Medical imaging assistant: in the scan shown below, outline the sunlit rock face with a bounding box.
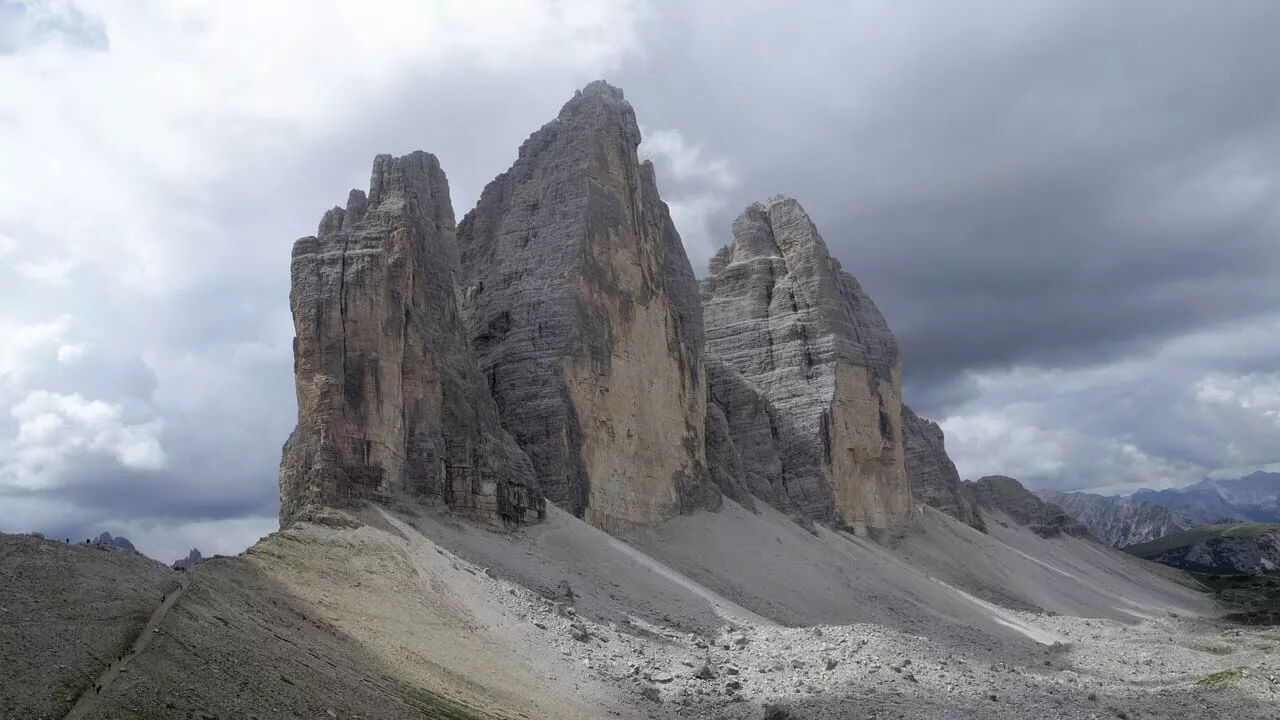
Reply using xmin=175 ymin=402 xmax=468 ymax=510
xmin=280 ymin=151 xmax=542 ymax=528
xmin=702 ymin=196 xmax=913 ymax=533
xmin=456 ymin=81 xmax=717 ymax=533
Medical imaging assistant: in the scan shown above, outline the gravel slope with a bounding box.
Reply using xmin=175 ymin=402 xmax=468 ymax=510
xmin=2 ymin=502 xmax=1277 ymax=719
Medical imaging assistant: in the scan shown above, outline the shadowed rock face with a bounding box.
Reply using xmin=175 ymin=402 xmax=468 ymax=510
xmin=901 ymin=405 xmax=986 ymax=532
xmin=968 ymin=475 xmax=1091 ymax=539
xmin=456 ymin=81 xmax=716 ymax=532
xmin=280 ymin=151 xmax=543 ymax=527
xmin=702 ymin=196 xmax=913 ymax=533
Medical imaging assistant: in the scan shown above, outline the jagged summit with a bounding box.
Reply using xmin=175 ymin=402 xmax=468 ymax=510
xmin=701 ymin=196 xmax=912 ymax=532
xmin=279 ymin=82 xmax=987 ymax=539
xmin=968 ymin=475 xmax=1091 ymax=539
xmin=457 ymin=80 xmax=714 ymax=533
xmin=280 ymin=151 xmax=542 ymax=527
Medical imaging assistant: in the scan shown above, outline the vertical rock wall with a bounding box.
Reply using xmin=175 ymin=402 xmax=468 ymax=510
xmin=279 ymin=152 xmax=542 ymax=527
xmin=702 ymin=196 xmax=913 ymax=532
xmin=901 ymin=404 xmax=986 ymax=531
xmin=456 ymin=81 xmax=716 ymax=533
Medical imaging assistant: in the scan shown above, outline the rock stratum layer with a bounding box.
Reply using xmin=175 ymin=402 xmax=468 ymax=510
xmin=456 ymin=81 xmax=715 ymax=533
xmin=901 ymin=405 xmax=986 ymax=532
xmin=280 ymin=152 xmax=542 ymax=527
xmin=279 ymin=80 xmax=978 ymax=538
xmin=701 ymin=196 xmax=913 ymax=532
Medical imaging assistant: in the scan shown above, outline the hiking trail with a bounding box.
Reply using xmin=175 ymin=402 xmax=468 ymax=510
xmin=61 ymin=574 xmax=191 ymax=720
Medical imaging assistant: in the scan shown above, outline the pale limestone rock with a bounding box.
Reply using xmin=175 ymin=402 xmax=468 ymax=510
xmin=702 ymin=196 xmax=913 ymax=531
xmin=901 ymin=404 xmax=986 ymax=531
xmin=280 ymin=152 xmax=542 ymax=527
xmin=457 ymin=81 xmax=717 ymax=532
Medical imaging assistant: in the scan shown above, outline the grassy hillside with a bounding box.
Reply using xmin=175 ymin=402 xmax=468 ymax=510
xmin=1124 ymin=523 xmax=1279 ymax=559
xmin=1190 ymin=572 xmax=1280 ymax=626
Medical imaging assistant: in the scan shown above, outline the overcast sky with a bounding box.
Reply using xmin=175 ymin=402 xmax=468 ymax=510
xmin=3 ymin=0 xmax=1278 ymax=561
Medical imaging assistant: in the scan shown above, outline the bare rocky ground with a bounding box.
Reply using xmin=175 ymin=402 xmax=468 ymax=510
xmin=3 ymin=503 xmax=1279 ymax=720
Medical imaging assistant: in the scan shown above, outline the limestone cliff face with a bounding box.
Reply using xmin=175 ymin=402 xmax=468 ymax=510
xmin=280 ymin=152 xmax=543 ymax=527
xmin=901 ymin=405 xmax=986 ymax=532
xmin=702 ymin=196 xmax=913 ymax=532
xmin=456 ymin=81 xmax=716 ymax=533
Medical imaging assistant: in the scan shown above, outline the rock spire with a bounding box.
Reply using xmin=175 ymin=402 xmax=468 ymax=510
xmin=279 ymin=151 xmax=542 ymax=527
xmin=701 ymin=196 xmax=914 ymax=533
xmin=456 ymin=81 xmax=717 ymax=532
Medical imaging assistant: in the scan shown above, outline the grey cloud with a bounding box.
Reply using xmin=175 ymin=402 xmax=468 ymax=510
xmin=616 ymin=0 xmax=1280 ymax=415
xmin=8 ymin=0 xmax=1280 ymax=558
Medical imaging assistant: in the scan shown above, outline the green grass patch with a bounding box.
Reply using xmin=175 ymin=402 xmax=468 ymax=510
xmin=1125 ymin=523 xmax=1279 ymax=559
xmin=1186 ymin=643 xmax=1235 ymax=655
xmin=1194 ymin=667 xmax=1247 ymax=685
xmin=1186 ymin=572 xmax=1280 ymax=626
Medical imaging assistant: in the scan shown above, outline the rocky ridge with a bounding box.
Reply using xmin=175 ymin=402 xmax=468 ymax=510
xmin=1038 ymin=489 xmax=1198 ymax=548
xmin=902 ymin=405 xmax=986 ymax=532
xmin=1134 ymin=473 xmax=1280 ymax=524
xmin=1127 ymin=523 xmax=1280 ymax=575
xmin=701 ymin=196 xmax=913 ymax=533
xmin=967 ymin=476 xmax=1091 ymax=539
xmin=92 ymin=532 xmax=137 ymax=553
xmin=172 ymin=548 xmax=203 ymax=569
xmin=279 ymin=151 xmax=542 ymax=527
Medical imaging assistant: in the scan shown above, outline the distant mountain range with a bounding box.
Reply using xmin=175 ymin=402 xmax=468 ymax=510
xmin=1037 ymin=471 xmax=1280 ymax=549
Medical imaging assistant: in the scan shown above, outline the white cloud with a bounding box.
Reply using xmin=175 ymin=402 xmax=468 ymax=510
xmin=938 ymin=313 xmax=1280 ymax=494
xmin=0 ymin=0 xmax=651 ymax=559
xmin=2 ymin=389 xmax=165 ymax=490
xmin=102 ymin=515 xmax=279 ymax=563
xmin=639 ymin=126 xmax=739 ymax=270
xmin=0 ymin=315 xmax=77 ymax=385
xmin=16 ymin=257 xmax=74 ymax=284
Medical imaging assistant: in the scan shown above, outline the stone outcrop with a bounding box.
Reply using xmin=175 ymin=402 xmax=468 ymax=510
xmin=456 ymin=81 xmax=716 ymax=533
xmin=173 ymin=548 xmax=203 ymax=569
xmin=280 ymin=152 xmax=542 ymax=527
xmin=901 ymin=405 xmax=986 ymax=532
xmin=1038 ymin=489 xmax=1200 ymax=548
xmin=701 ymin=196 xmax=913 ymax=533
xmin=967 ymin=476 xmax=1091 ymax=539
xmin=92 ymin=532 xmax=137 ymax=553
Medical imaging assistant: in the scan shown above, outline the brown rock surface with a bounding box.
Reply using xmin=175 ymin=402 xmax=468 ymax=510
xmin=280 ymin=151 xmax=542 ymax=527
xmin=456 ymin=81 xmax=716 ymax=532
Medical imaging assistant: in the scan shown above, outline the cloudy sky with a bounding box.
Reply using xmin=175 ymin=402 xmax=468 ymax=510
xmin=3 ymin=0 xmax=1278 ymax=561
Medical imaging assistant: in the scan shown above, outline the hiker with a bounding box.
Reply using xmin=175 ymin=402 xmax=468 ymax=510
xmin=95 ymin=685 xmax=100 ymax=694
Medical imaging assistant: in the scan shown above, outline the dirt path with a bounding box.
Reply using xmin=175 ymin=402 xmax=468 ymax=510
xmin=61 ymin=575 xmax=191 ymax=720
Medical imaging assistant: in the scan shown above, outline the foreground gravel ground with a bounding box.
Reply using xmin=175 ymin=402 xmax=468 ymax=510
xmin=3 ymin=505 xmax=1278 ymax=720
